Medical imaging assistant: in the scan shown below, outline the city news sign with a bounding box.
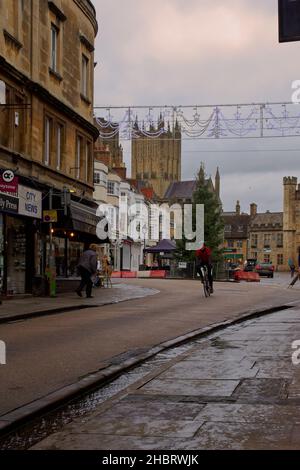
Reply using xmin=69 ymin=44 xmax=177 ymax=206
xmin=18 ymin=185 xmax=42 ymax=219
xmin=279 ymin=0 xmax=300 ymax=42
xmin=0 ymin=169 xmax=18 ymax=194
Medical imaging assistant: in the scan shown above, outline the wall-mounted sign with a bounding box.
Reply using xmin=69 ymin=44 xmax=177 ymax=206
xmin=0 ymin=192 xmax=19 ymax=213
xmin=178 ymin=262 xmax=187 ymax=269
xmin=43 ymin=210 xmax=58 ymax=223
xmin=18 ymin=185 xmax=42 ymax=219
xmin=0 ymin=169 xmax=18 ymax=194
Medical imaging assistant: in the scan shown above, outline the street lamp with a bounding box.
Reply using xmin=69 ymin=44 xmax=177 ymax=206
xmin=142 ymin=224 xmax=147 ymax=265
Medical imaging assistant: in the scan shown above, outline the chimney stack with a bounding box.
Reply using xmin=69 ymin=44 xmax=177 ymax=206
xmin=250 ymin=203 xmax=257 ymax=217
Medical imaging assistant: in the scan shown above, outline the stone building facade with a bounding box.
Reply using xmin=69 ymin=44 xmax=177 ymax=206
xmin=222 ymin=201 xmax=285 ymax=271
xmin=223 ymin=201 xmax=251 ymax=265
xmin=283 ymin=176 xmax=300 ymax=268
xmin=0 ymin=0 xmax=99 ymax=295
xmin=132 ymin=119 xmax=182 ymax=199
xmin=248 ymin=208 xmax=284 ymax=270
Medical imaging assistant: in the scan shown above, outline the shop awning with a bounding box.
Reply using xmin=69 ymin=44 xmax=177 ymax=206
xmin=145 ymin=239 xmax=177 ymax=253
xmin=70 ymin=201 xmax=101 ymax=236
xmin=223 ymin=253 xmax=244 ymax=260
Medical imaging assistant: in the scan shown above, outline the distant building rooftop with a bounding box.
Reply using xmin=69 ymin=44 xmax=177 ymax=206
xmin=164 ymin=181 xmax=198 ymax=200
xmin=250 ymin=212 xmax=283 ymax=228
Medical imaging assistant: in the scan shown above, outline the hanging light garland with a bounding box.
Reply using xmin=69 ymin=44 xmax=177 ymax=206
xmin=94 ymin=102 xmax=300 ymax=140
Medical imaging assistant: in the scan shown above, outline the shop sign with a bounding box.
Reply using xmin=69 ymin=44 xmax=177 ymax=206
xmin=0 ymin=192 xmax=19 ymax=213
xmin=18 ymin=185 xmax=42 ymax=219
xmin=178 ymin=262 xmax=187 ymax=269
xmin=0 ymin=169 xmax=18 ymax=194
xmin=43 ymin=210 xmax=58 ymax=223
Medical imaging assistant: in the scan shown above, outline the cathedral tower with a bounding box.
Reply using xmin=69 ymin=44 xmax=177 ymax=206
xmin=131 ymin=119 xmax=182 ymax=199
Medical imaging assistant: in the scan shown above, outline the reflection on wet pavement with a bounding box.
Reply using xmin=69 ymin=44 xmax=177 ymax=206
xmin=4 ymin=306 xmax=300 ymax=450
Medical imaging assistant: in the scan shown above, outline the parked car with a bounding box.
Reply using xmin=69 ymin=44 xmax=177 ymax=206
xmin=255 ymin=262 xmax=275 ymax=278
xmin=244 ymin=259 xmax=257 ymax=272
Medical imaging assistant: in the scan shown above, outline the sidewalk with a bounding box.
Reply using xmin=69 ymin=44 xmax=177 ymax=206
xmin=32 ymin=305 xmax=300 ymax=450
xmin=0 ymin=282 xmax=159 ymax=323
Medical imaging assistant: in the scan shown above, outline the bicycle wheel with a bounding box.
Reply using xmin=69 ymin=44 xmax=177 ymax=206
xmin=203 ymin=275 xmax=210 ymax=297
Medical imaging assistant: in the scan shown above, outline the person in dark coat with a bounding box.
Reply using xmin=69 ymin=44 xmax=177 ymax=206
xmin=76 ymin=244 xmax=98 ymax=298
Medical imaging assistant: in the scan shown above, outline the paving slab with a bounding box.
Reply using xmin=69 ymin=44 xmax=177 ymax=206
xmin=194 ymin=403 xmax=300 ymax=424
xmin=138 ymin=378 xmax=240 ymax=397
xmin=157 ymin=359 xmax=258 ymax=380
xmin=180 ymin=421 xmax=296 ymax=450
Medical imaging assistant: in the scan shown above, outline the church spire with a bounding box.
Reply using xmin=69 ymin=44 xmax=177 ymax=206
xmin=133 ymin=115 xmax=139 ymax=130
xmin=158 ymin=112 xmax=165 ymax=130
xmin=198 ymin=163 xmax=205 ymax=185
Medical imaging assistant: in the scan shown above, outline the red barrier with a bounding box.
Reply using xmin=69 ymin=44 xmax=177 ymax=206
xmin=111 ymin=271 xmax=122 ymax=278
xmin=234 ymin=271 xmax=260 ymax=282
xmin=121 ymin=271 xmax=137 ymax=279
xmin=150 ymin=270 xmax=167 ymax=279
xmin=247 ymin=272 xmax=260 ymax=282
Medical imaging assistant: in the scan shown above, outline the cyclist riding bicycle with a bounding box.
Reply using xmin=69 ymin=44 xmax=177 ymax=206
xmin=196 ymin=243 xmax=214 ymax=294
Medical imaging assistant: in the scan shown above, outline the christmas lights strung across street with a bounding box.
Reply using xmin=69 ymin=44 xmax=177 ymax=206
xmin=94 ymin=102 xmax=300 ymax=141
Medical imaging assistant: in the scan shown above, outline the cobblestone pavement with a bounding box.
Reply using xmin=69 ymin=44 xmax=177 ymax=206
xmin=32 ymin=306 xmax=300 ymax=450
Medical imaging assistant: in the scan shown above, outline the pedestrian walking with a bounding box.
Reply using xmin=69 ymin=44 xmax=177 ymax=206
xmin=289 ymin=268 xmax=300 ymax=287
xmin=288 ymin=258 xmax=296 ymax=278
xmin=76 ymin=244 xmax=98 ymax=298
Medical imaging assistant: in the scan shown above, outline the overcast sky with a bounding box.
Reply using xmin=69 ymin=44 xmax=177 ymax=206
xmin=94 ymin=0 xmax=300 ymax=212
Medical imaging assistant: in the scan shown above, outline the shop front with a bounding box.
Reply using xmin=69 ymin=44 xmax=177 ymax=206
xmin=0 ymin=186 xmax=42 ymax=296
xmin=43 ymin=199 xmax=106 ymax=293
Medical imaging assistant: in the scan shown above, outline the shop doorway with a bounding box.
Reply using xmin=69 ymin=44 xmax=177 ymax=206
xmin=0 ymin=214 xmax=4 ymax=293
xmin=6 ymin=216 xmax=27 ymax=295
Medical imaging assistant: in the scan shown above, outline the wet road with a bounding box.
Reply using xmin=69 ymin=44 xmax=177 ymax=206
xmin=0 ymin=279 xmax=299 ymax=418
xmin=30 ymin=305 xmax=300 ymax=450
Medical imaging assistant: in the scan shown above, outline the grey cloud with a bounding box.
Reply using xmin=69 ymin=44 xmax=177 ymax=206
xmin=94 ymin=0 xmax=300 ymax=211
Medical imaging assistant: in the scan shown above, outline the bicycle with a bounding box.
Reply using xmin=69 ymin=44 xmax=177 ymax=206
xmin=200 ymin=265 xmax=211 ymax=297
